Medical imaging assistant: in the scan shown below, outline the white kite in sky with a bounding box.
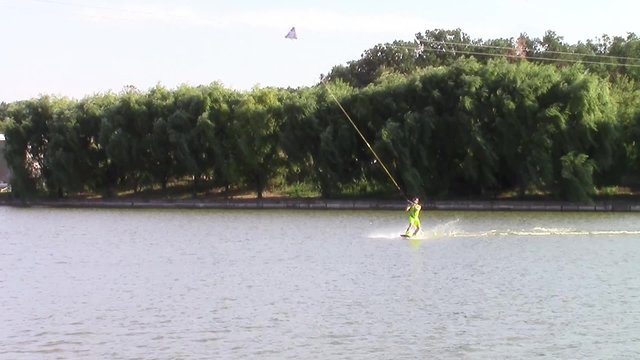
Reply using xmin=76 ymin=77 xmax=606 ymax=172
xmin=285 ymin=27 xmax=297 ymax=39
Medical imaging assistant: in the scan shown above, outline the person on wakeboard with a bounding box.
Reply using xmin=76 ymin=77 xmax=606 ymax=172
xmin=404 ymin=197 xmax=422 ymax=237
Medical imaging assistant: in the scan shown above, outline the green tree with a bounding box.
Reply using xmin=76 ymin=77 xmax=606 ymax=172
xmin=547 ymin=65 xmax=618 ymax=197
xmin=3 ymin=104 xmax=39 ymax=197
xmin=559 ymin=152 xmax=596 ymax=202
xmin=166 ymin=85 xmax=210 ymax=192
xmin=44 ymin=97 xmax=85 ymax=197
xmin=326 ymin=40 xmax=418 ymax=88
xmin=204 ymin=83 xmax=242 ymax=194
xmin=100 ymin=87 xmax=152 ymax=194
xmin=74 ymin=93 xmax=117 ymax=195
xmin=145 ymin=85 xmax=176 ymax=191
xmin=233 ymin=88 xmax=285 ymax=198
xmin=278 ymin=88 xmax=321 ymax=187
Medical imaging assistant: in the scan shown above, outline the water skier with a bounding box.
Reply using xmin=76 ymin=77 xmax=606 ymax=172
xmin=404 ymin=197 xmax=422 ymax=237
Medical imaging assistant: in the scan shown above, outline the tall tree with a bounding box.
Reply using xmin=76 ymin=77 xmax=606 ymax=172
xmin=233 ymin=88 xmax=285 ymax=198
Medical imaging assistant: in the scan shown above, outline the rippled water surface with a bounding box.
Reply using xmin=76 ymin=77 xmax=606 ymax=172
xmin=1 ymin=207 xmax=640 ymax=359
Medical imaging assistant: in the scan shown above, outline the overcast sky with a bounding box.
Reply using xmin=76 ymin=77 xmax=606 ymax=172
xmin=1 ymin=0 xmax=638 ymax=102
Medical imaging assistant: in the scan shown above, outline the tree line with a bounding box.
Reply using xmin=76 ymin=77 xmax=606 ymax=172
xmin=1 ymin=29 xmax=639 ymax=202
xmin=327 ymin=29 xmax=640 ymax=88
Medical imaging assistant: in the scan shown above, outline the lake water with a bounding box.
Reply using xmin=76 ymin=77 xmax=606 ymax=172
xmin=1 ymin=207 xmax=640 ymax=359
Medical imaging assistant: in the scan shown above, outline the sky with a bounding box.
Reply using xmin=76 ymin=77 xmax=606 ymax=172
xmin=0 ymin=0 xmax=638 ymax=103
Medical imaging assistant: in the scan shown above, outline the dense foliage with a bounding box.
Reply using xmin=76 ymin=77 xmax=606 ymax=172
xmin=1 ymin=29 xmax=639 ymax=202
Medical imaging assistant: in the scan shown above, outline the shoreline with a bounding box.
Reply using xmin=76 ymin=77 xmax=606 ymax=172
xmin=2 ymin=198 xmax=640 ymax=211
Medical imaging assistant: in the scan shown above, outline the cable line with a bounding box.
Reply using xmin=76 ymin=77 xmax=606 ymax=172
xmin=417 ymin=39 xmax=640 ymax=63
xmin=413 ymin=47 xmax=640 ymax=68
xmin=320 ymin=79 xmax=409 ymax=201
